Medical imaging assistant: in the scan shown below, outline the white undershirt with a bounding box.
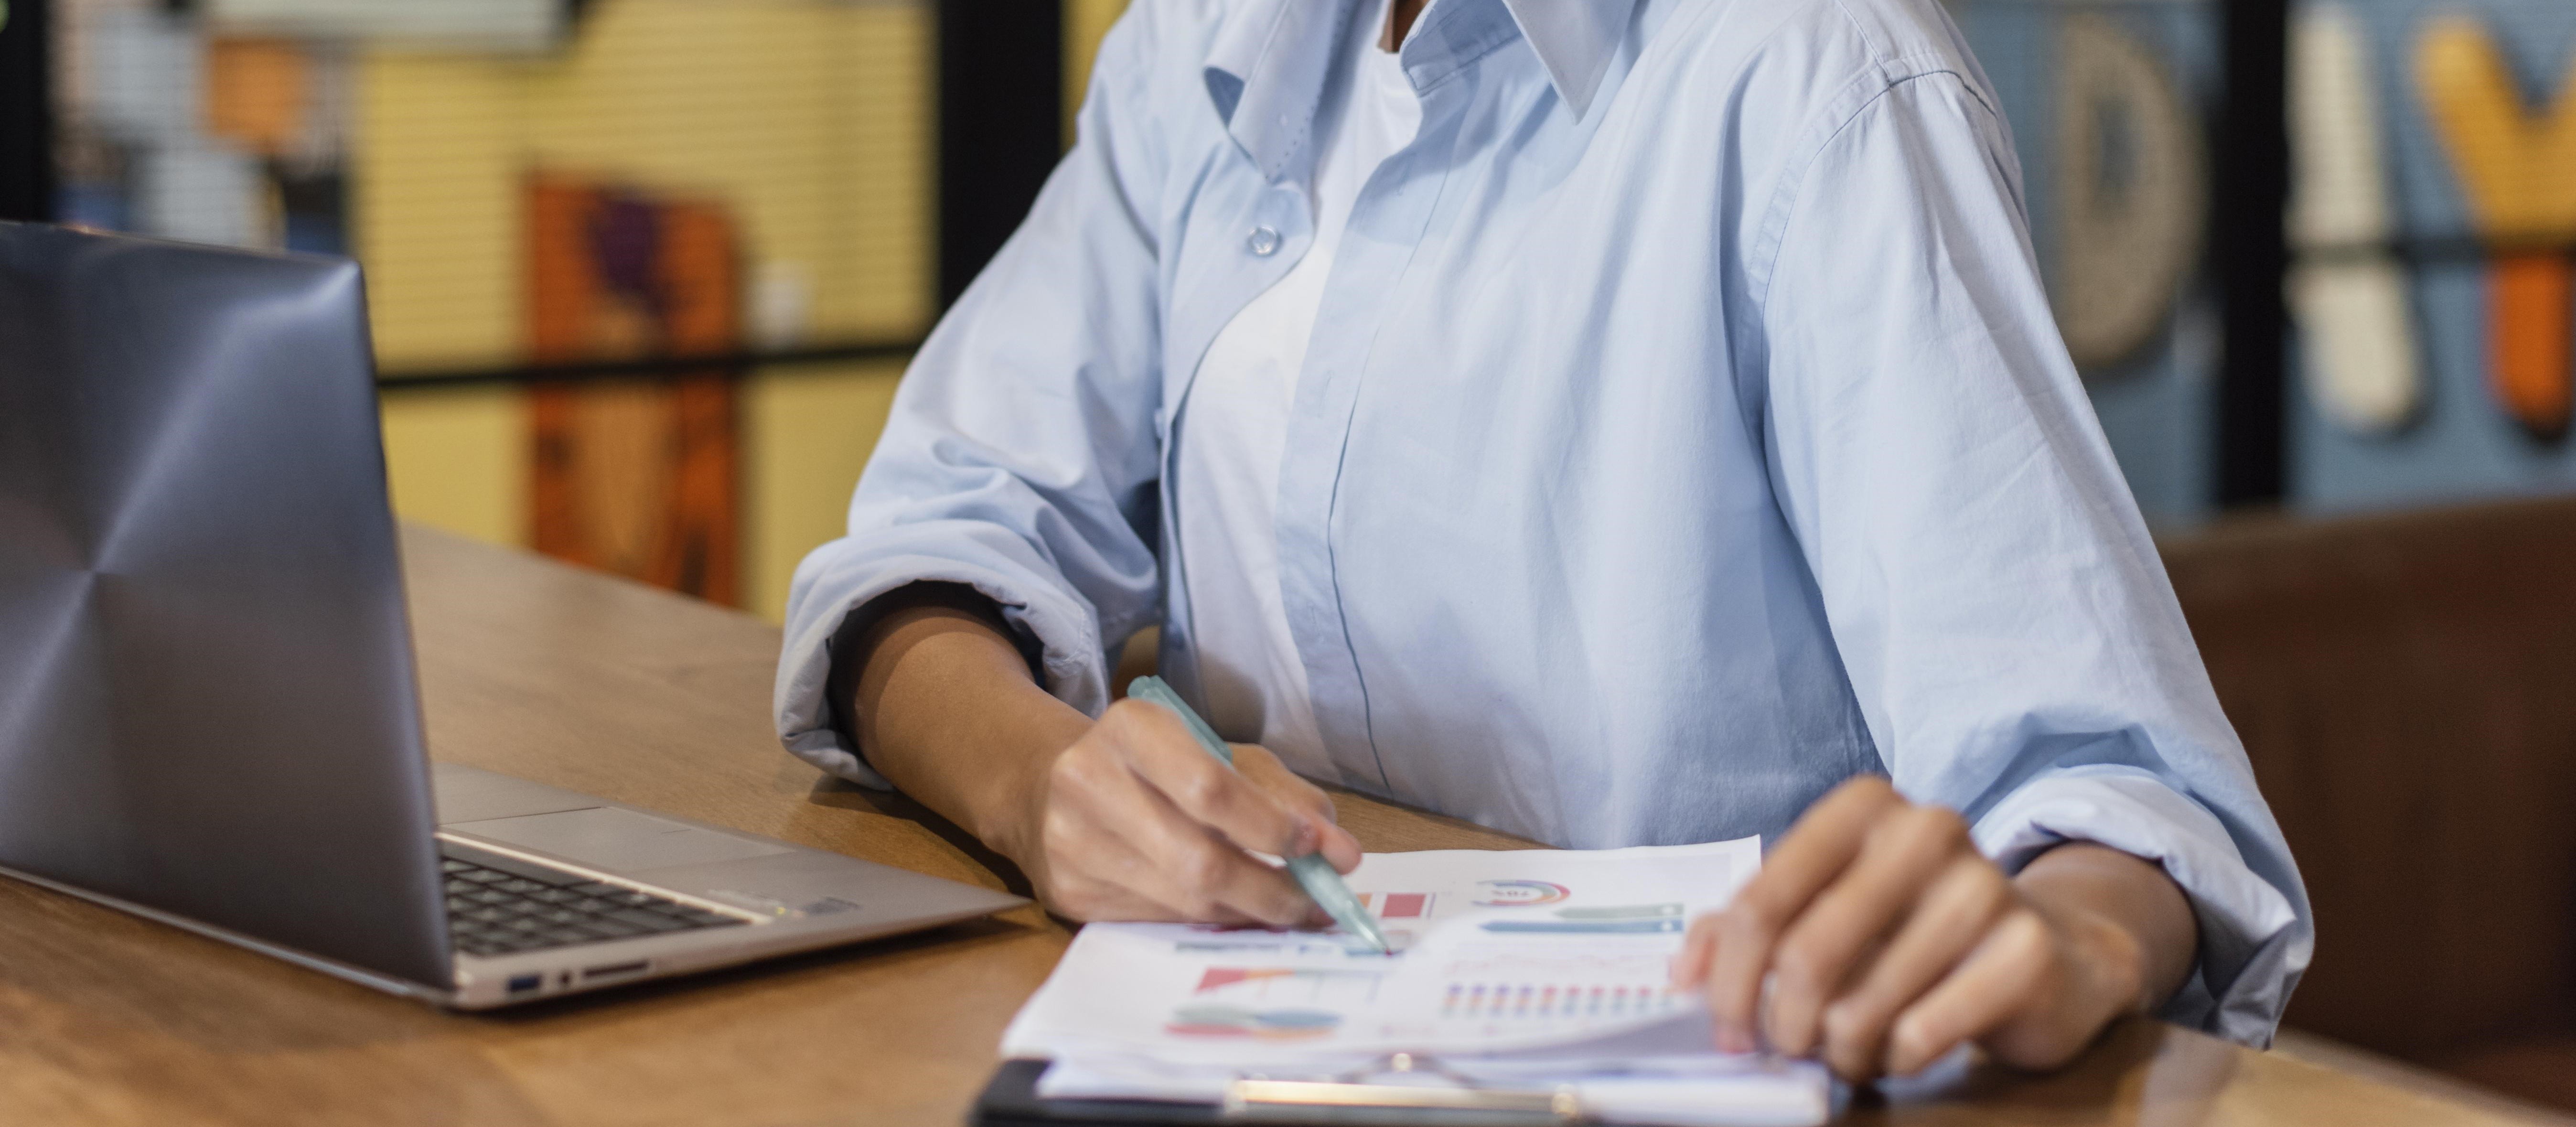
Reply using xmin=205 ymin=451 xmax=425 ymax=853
xmin=1175 ymin=2 xmax=1421 ymax=778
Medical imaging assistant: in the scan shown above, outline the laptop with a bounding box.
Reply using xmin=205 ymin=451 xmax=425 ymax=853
xmin=0 ymin=222 xmax=1024 ymax=1008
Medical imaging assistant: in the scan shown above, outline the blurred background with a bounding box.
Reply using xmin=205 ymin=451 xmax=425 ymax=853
xmin=4 ymin=0 xmax=2576 ymax=1115
xmin=5 ymin=0 xmax=2576 ymax=615
xmin=0 ymin=0 xmax=1127 ymax=618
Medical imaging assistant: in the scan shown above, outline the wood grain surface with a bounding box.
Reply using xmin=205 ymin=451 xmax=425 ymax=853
xmin=0 ymin=527 xmax=2544 ymax=1126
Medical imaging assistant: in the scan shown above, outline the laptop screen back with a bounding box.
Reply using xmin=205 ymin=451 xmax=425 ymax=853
xmin=0 ymin=224 xmax=451 ymax=988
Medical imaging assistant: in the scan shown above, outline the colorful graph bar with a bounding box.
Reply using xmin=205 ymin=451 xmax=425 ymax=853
xmin=1358 ymin=892 xmax=1435 ymax=919
xmin=1439 ymin=981 xmax=1688 ymax=1020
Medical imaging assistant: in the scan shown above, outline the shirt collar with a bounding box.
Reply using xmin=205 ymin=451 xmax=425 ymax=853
xmin=1498 ymin=0 xmax=1636 ymax=119
xmin=1205 ymin=0 xmax=1638 ymax=181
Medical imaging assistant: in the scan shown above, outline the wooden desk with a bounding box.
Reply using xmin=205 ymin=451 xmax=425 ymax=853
xmin=0 ymin=528 xmax=2549 ymax=1126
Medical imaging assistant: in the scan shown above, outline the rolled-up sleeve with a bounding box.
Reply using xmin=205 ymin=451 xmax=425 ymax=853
xmin=776 ymin=5 xmax=1173 ymax=787
xmin=1753 ymin=71 xmax=2313 ymax=1044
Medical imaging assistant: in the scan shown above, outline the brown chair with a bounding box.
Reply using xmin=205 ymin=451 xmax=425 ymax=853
xmin=2163 ymin=496 xmax=2576 ymax=1111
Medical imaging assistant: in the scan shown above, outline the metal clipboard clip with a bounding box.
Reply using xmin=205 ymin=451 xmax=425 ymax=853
xmin=1221 ymin=1052 xmax=1586 ymax=1125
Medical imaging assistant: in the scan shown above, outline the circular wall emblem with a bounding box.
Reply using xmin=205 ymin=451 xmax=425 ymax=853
xmin=1471 ymin=880 xmax=1570 ymax=907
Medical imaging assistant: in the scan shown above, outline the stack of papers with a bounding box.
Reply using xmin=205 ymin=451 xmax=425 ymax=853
xmin=1001 ymin=839 xmax=1832 ymax=1126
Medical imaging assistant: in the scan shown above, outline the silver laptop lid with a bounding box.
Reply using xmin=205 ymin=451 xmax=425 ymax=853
xmin=0 ymin=223 xmax=452 ymax=987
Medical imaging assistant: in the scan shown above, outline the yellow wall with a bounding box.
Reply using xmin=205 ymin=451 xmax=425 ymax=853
xmin=379 ymin=386 xmax=526 ymax=546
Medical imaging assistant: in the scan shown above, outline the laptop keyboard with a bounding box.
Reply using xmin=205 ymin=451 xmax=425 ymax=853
xmin=439 ymin=843 xmax=748 ymax=958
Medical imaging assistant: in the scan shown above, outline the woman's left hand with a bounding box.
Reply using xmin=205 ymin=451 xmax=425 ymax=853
xmin=1670 ymin=776 xmax=2196 ymax=1081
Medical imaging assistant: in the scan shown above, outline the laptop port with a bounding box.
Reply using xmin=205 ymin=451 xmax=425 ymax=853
xmin=583 ymin=960 xmax=650 ymax=981
xmin=505 ymin=973 xmax=543 ymax=995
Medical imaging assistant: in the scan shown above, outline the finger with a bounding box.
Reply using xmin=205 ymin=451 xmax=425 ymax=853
xmin=1234 ymin=745 xmax=1364 ymax=872
xmin=1041 ymin=805 xmax=1263 ymax=925
xmin=1106 ymin=701 xmax=1323 ymax=860
xmin=1764 ymin=804 xmax=1976 ymax=1057
xmin=1673 ymin=912 xmax=1725 ymax=987
xmin=1103 ymin=765 xmax=1320 ymax=927
xmin=1702 ymin=776 xmax=1902 ymax=1052
xmin=1885 ymin=908 xmax=2054 ymax=1076
xmin=1816 ymin=855 xmax=2013 ymax=1080
xmin=1049 ymin=736 xmax=1311 ymax=925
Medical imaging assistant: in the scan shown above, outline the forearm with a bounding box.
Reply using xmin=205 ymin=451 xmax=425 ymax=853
xmin=844 ymin=592 xmax=1090 ymax=864
xmin=2013 ymin=843 xmax=2198 ymax=1017
xmin=840 ymin=588 xmax=1359 ymax=926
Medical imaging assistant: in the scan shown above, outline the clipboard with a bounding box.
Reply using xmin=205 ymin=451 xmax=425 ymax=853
xmin=971 ymin=1056 xmax=1584 ymax=1127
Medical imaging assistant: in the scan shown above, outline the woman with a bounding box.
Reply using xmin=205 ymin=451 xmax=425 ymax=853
xmin=776 ymin=0 xmax=2309 ymax=1081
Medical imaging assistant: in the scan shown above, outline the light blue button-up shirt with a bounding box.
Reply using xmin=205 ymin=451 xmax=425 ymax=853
xmin=777 ymin=0 xmax=2310 ymax=1044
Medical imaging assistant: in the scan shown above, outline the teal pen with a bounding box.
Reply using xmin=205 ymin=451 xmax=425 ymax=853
xmin=1126 ymin=676 xmax=1395 ymax=954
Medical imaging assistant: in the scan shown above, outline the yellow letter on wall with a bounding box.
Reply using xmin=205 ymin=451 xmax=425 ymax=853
xmin=2418 ymin=18 xmax=2576 ymax=440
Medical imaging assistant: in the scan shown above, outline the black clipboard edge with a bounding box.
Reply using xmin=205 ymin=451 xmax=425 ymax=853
xmin=971 ymin=1059 xmax=1229 ymax=1127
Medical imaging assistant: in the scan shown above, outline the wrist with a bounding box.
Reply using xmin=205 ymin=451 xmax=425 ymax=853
xmin=2013 ymin=843 xmax=2198 ymax=1019
xmin=2057 ymin=900 xmax=2153 ymax=1018
xmin=976 ymin=739 xmax=1058 ymax=869
xmin=967 ymin=679 xmax=1091 ymax=869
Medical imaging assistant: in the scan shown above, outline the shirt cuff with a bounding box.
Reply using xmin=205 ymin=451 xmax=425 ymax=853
xmin=774 ymin=542 xmax=1115 ymax=789
xmin=1970 ymin=767 xmax=2308 ymax=1046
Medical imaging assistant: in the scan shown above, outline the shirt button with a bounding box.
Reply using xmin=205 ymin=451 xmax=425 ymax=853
xmin=1246 ymin=225 xmax=1282 ymax=256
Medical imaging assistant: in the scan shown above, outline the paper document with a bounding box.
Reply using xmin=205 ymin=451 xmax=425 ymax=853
xmin=1001 ymin=838 xmax=1832 ymax=1126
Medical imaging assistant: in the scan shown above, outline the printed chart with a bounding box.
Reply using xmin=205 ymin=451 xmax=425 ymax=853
xmin=1001 ymin=838 xmax=1763 ymax=1064
xmin=1407 ymin=944 xmax=1686 ymax=1036
xmin=1166 ymin=967 xmax=1384 ymax=1040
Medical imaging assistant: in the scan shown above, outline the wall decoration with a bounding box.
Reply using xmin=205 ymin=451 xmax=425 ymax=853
xmin=2288 ymin=3 xmax=2421 ymax=436
xmin=2285 ymin=0 xmax=2576 ymax=514
xmin=2416 ymin=16 xmax=2576 ymax=442
xmin=2050 ymin=13 xmax=2208 ymax=373
xmin=525 ymin=177 xmax=743 ymax=605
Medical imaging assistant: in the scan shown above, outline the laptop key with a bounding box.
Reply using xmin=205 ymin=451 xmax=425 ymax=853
xmin=440 ymin=850 xmax=747 ymax=960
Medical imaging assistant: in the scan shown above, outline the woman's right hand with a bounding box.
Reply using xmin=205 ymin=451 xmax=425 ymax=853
xmin=1008 ymin=698 xmax=1363 ymax=926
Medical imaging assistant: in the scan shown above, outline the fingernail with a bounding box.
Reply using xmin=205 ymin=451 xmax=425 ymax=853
xmin=1717 ymin=1024 xmax=1752 ymax=1054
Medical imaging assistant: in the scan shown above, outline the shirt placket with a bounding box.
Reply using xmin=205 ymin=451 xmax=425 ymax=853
xmin=1154 ymin=174 xmax=1315 ymax=712
xmin=1272 ymin=57 xmax=1468 ymax=795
